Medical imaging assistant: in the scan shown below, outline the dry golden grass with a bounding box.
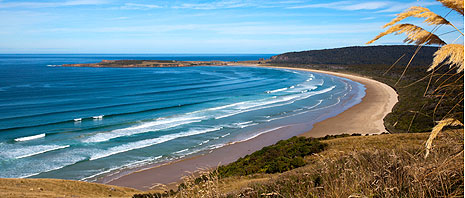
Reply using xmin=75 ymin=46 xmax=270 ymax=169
xmin=438 ymin=0 xmax=464 ymax=15
xmin=429 ymin=44 xmax=465 ymax=73
xmin=425 ymin=118 xmax=463 ymax=158
xmin=383 ymin=6 xmax=450 ymax=28
xmin=135 ymin=131 xmax=463 ymax=197
xmin=0 ymin=178 xmax=140 ymax=198
xmin=366 ymin=24 xmax=446 ymax=46
xmin=229 ymin=131 xmax=464 ymax=198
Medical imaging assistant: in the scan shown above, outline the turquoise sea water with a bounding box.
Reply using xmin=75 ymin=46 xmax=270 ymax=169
xmin=0 ymin=54 xmax=365 ymax=182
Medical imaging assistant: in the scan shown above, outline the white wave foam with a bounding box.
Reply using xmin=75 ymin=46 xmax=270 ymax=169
xmin=15 ymin=145 xmax=70 ymax=159
xmin=215 ymin=86 xmax=335 ymax=120
xmin=179 ymin=148 xmax=205 ymax=157
xmin=6 ymin=148 xmax=87 ymax=179
xmin=238 ymin=126 xmax=286 ymax=143
xmin=83 ymin=74 xmax=333 ymax=144
xmin=229 ymin=121 xmax=258 ymax=128
xmin=173 ymin=149 xmax=189 ymax=154
xmin=80 ymin=155 xmax=163 ymax=182
xmin=14 ymin=133 xmax=45 ymax=142
xmin=0 ymin=144 xmax=69 ymax=160
xmin=208 ymin=143 xmax=226 ymax=150
xmin=264 ymin=100 xmax=322 ymax=122
xmin=266 ymin=87 xmax=288 ymax=93
xmin=90 ymin=127 xmax=222 ymax=160
xmin=83 ymin=116 xmax=205 ymax=143
xmin=199 ymin=139 xmax=210 ymax=145
xmin=205 ymin=102 xmax=245 ymax=111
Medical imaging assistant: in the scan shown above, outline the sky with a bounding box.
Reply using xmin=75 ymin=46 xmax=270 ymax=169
xmin=0 ymin=0 xmax=463 ymax=54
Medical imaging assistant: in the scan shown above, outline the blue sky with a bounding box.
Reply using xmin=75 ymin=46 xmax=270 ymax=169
xmin=0 ymin=0 xmax=463 ymax=53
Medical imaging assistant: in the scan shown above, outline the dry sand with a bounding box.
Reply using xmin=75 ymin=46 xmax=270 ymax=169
xmin=106 ymin=65 xmax=398 ymax=190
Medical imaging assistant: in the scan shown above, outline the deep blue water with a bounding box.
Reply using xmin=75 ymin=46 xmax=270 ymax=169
xmin=0 ymin=54 xmax=365 ymax=181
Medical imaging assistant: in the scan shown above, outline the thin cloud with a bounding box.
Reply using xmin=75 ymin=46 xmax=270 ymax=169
xmin=172 ymin=0 xmax=302 ymax=9
xmin=289 ymin=1 xmax=350 ymax=9
xmin=376 ymin=1 xmax=439 ymax=12
xmin=0 ymin=0 xmax=107 ymax=9
xmin=173 ymin=0 xmax=250 ymax=10
xmin=289 ymin=1 xmax=390 ymax=10
xmin=342 ymin=2 xmax=389 ymax=10
xmin=361 ymin=17 xmax=376 ymax=20
xmin=120 ymin=3 xmax=162 ymax=10
xmin=29 ymin=22 xmax=385 ymax=36
xmin=289 ymin=1 xmax=439 ymax=12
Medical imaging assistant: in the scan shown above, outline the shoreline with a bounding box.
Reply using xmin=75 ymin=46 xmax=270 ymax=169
xmin=248 ymin=65 xmax=399 ymax=137
xmin=105 ymin=65 xmax=398 ymax=190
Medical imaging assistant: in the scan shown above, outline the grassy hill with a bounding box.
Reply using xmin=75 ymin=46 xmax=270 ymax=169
xmin=135 ymin=130 xmax=463 ymax=197
xmin=0 ymin=178 xmax=140 ymax=198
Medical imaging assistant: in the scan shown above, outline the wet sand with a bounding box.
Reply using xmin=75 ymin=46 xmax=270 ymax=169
xmin=107 ymin=65 xmax=398 ymax=190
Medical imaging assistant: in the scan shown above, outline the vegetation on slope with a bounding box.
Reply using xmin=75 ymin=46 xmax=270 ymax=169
xmin=217 ymin=136 xmax=327 ymax=177
xmin=134 ymin=130 xmax=463 ymax=197
xmin=270 ymin=45 xmax=438 ymax=66
xmin=267 ymin=45 xmax=463 ymax=133
xmin=365 ymin=0 xmax=464 ymax=149
xmin=233 ymin=130 xmax=464 ymax=198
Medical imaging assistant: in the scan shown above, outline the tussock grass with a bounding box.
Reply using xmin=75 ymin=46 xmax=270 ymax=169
xmin=134 ymin=131 xmax=464 ymax=197
xmin=238 ymin=131 xmax=463 ymax=198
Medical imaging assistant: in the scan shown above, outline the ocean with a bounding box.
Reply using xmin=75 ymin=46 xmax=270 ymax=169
xmin=0 ymin=54 xmax=365 ymax=182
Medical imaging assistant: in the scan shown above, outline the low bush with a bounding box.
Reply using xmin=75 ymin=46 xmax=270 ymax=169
xmin=217 ymin=136 xmax=327 ymax=177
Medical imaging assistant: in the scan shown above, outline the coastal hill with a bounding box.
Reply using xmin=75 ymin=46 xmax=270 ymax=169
xmin=269 ymin=45 xmax=438 ymax=66
xmin=264 ymin=45 xmax=462 ymax=134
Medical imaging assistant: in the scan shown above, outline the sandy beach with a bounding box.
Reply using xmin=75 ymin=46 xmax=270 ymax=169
xmin=107 ymin=65 xmax=398 ymax=190
xmin=260 ymin=66 xmax=399 ymax=137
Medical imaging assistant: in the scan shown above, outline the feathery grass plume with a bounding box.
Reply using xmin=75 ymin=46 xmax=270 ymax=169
xmin=383 ymin=6 xmax=450 ymax=28
xmin=425 ymin=118 xmax=463 ymax=158
xmin=428 ymin=44 xmax=464 ymax=73
xmin=438 ymin=0 xmax=464 ymax=15
xmin=366 ymin=24 xmax=446 ymax=45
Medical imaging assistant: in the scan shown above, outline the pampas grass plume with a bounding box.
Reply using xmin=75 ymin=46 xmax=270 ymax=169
xmin=428 ymin=44 xmax=464 ymax=73
xmin=438 ymin=0 xmax=464 ymax=15
xmin=366 ymin=24 xmax=447 ymax=45
xmin=383 ymin=6 xmax=450 ymax=28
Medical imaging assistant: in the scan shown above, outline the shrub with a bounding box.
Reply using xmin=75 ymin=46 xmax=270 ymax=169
xmin=217 ymin=136 xmax=327 ymax=177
